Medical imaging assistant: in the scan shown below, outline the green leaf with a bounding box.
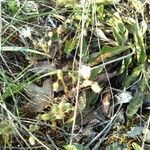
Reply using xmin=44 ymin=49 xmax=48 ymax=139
xmin=85 ymin=89 xmax=99 ymax=111
xmin=134 ymin=29 xmax=147 ymax=63
xmin=94 ymin=0 xmax=120 ymax=5
xmin=123 ymin=17 xmax=137 ymax=33
xmin=109 ymin=12 xmax=128 ymax=45
xmin=89 ymin=45 xmax=131 ymax=66
xmin=119 ymin=55 xmax=132 ymax=74
xmin=90 ymin=66 xmax=103 ymax=80
xmin=132 ymin=142 xmax=142 ymax=150
xmin=64 ymin=143 xmax=85 ymax=150
xmin=0 ymin=122 xmax=14 ymax=136
xmin=8 ymin=0 xmax=20 ymax=13
xmin=51 ymin=32 xmax=59 ymax=42
xmin=40 ymin=113 xmax=54 ymax=121
xmin=57 ymin=0 xmax=78 ymax=6
xmin=106 ymin=142 xmax=122 ymax=150
xmin=127 ymin=127 xmax=144 ymax=138
xmin=123 ymin=65 xmax=142 ymax=87
xmin=64 ymin=145 xmax=77 ymax=150
xmin=29 ymin=124 xmax=39 ymax=132
xmin=97 ymin=5 xmax=105 ymax=21
xmin=82 ymin=38 xmax=89 ymax=63
xmin=64 ymin=39 xmax=77 ymax=55
xmin=127 ymin=93 xmax=144 ymax=117
xmin=123 ymin=18 xmax=147 ymax=63
xmin=74 ymin=143 xmax=86 ymax=150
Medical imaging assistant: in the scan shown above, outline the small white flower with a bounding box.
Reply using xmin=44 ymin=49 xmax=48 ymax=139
xmin=116 ymin=91 xmax=133 ymax=104
xmin=29 ymin=136 xmax=35 ymax=145
xmin=19 ymin=26 xmax=33 ymax=38
xmin=80 ymin=0 xmax=86 ymax=7
xmin=53 ymin=82 xmax=59 ymax=92
xmin=79 ymin=65 xmax=91 ymax=79
xmin=1 ymin=0 xmax=7 ymax=3
xmin=82 ymin=79 xmax=92 ymax=87
xmin=91 ymin=82 xmax=102 ymax=93
xmin=48 ymin=32 xmax=53 ymax=38
xmin=22 ymin=1 xmax=38 ymax=14
xmin=57 ymin=69 xmax=63 ymax=80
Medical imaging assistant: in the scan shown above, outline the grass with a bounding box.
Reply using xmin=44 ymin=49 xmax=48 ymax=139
xmin=0 ymin=0 xmax=150 ymax=149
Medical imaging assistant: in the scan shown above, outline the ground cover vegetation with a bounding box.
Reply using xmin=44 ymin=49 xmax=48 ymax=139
xmin=0 ymin=0 xmax=150 ymax=149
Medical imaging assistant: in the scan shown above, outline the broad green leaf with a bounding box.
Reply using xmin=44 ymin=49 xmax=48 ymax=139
xmin=106 ymin=142 xmax=122 ymax=150
xmin=127 ymin=127 xmax=144 ymax=138
xmin=132 ymin=142 xmax=142 ymax=150
xmin=124 ymin=16 xmax=147 ymax=33
xmin=8 ymin=0 xmax=20 ymax=13
xmin=73 ymin=7 xmax=82 ymax=21
xmin=109 ymin=12 xmax=128 ymax=45
xmin=64 ymin=145 xmax=77 ymax=150
xmin=0 ymin=122 xmax=14 ymax=135
xmin=64 ymin=143 xmax=85 ymax=150
xmin=119 ymin=55 xmax=132 ymax=74
xmin=29 ymin=124 xmax=39 ymax=132
xmin=123 ymin=17 xmax=147 ymax=63
xmin=57 ymin=0 xmax=78 ymax=6
xmin=40 ymin=113 xmax=54 ymax=121
xmin=85 ymin=89 xmax=99 ymax=111
xmin=123 ymin=17 xmax=137 ymax=33
xmin=134 ymin=29 xmax=147 ymax=63
xmin=64 ymin=39 xmax=77 ymax=55
xmin=90 ymin=66 xmax=103 ymax=80
xmin=92 ymin=0 xmax=120 ymax=5
xmin=40 ymin=100 xmax=73 ymax=120
xmin=51 ymin=32 xmax=59 ymax=42
xmin=74 ymin=143 xmax=86 ymax=150
xmin=127 ymin=93 xmax=144 ymax=117
xmin=123 ymin=65 xmax=143 ymax=87
xmin=82 ymin=38 xmax=89 ymax=63
xmin=89 ymin=45 xmax=131 ymax=66
xmin=97 ymin=5 xmax=105 ymax=21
